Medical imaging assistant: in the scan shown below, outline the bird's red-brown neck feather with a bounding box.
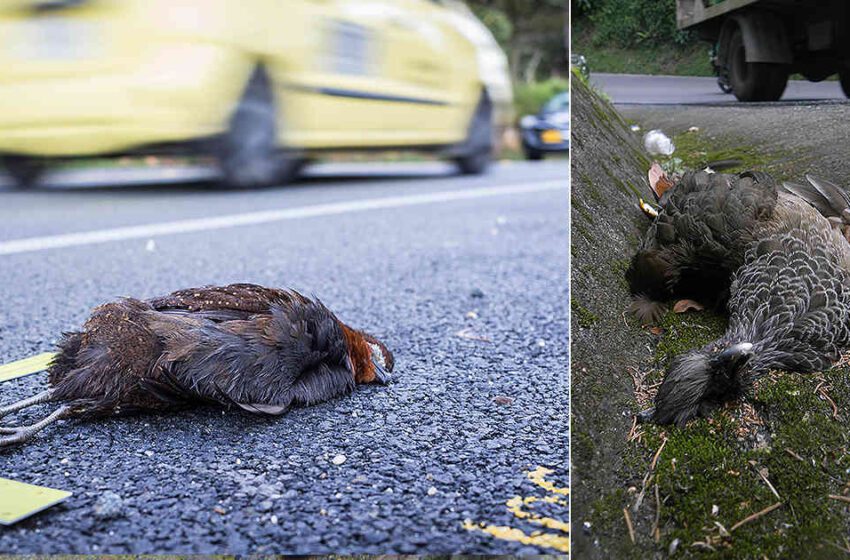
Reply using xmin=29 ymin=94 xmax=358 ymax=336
xmin=339 ymin=322 xmax=376 ymax=383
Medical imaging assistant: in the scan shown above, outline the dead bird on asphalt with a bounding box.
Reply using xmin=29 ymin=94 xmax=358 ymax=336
xmin=630 ymin=170 xmax=850 ymax=425
xmin=0 ymin=283 xmax=394 ymax=446
xmin=627 ymin=170 xmax=850 ymax=324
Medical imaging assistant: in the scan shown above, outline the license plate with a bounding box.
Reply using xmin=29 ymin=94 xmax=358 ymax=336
xmin=541 ymin=129 xmax=563 ymax=144
xmin=12 ymin=16 xmax=100 ymax=61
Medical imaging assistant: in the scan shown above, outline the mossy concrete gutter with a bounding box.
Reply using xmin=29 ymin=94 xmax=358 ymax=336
xmin=570 ymin=73 xmax=655 ymax=558
xmin=571 ymin=74 xmax=850 ymax=558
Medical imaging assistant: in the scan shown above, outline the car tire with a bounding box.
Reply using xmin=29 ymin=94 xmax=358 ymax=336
xmin=727 ymin=28 xmax=788 ymax=102
xmin=524 ymin=146 xmax=544 ymax=161
xmin=840 ymin=70 xmax=850 ymax=98
xmin=2 ymin=156 xmax=45 ymax=189
xmin=454 ymin=91 xmax=493 ymax=175
xmin=217 ymin=66 xmax=299 ymax=189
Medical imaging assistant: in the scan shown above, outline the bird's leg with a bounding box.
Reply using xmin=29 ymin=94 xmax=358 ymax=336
xmin=0 ymin=405 xmax=71 ymax=446
xmin=0 ymin=389 xmax=55 ymax=420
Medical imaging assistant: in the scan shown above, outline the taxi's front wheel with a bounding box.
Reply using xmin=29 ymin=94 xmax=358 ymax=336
xmin=217 ymin=66 xmax=300 ymax=189
xmin=455 ymin=91 xmax=493 ymax=175
xmin=1 ymin=156 xmax=45 ymax=189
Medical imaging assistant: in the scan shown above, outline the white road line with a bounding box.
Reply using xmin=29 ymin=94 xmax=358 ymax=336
xmin=0 ymin=180 xmax=566 ymax=256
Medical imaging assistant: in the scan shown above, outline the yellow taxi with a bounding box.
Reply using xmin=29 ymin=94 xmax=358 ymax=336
xmin=0 ymin=0 xmax=512 ymax=188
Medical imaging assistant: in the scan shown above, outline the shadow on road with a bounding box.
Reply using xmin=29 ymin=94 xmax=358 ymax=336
xmin=0 ymin=162 xmax=477 ymax=195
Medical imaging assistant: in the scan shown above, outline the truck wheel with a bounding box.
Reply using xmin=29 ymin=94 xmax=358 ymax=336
xmin=454 ymin=91 xmax=493 ymax=175
xmin=728 ymin=29 xmax=788 ymax=102
xmin=840 ymin=71 xmax=850 ymax=98
xmin=2 ymin=156 xmax=45 ymax=189
xmin=217 ymin=66 xmax=299 ymax=189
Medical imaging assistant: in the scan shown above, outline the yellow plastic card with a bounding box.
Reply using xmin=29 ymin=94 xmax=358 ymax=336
xmin=0 ymin=352 xmax=55 ymax=382
xmin=0 ymin=477 xmax=71 ymax=525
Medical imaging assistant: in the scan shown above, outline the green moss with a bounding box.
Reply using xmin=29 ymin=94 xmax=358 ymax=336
xmin=572 ymin=300 xmax=599 ymax=329
xmin=572 ymin=429 xmax=597 ymax=466
xmin=632 ymin=309 xmax=850 ymax=558
xmin=671 ymin=131 xmax=780 ymax=176
xmin=653 ymin=309 xmax=727 ymax=365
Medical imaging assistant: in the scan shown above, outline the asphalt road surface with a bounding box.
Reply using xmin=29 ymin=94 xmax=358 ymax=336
xmin=592 ymin=72 xmax=848 ymax=105
xmin=0 ymin=160 xmax=569 ymax=554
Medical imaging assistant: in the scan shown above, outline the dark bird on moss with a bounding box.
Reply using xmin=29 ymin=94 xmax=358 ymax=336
xmin=627 ymin=170 xmax=850 ymax=324
xmin=631 ymin=172 xmax=850 ymax=426
xmin=0 ymin=284 xmax=394 ymax=446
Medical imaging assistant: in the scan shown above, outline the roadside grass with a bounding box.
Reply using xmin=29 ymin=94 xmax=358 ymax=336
xmin=572 ymin=20 xmax=712 ymax=77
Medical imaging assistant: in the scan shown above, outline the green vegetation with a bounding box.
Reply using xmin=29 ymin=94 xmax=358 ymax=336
xmin=513 ymin=78 xmax=569 ymax=117
xmin=662 ymin=128 xmax=813 ymax=182
xmin=466 ymin=0 xmax=567 ymax=83
xmin=572 ymin=299 xmax=599 ymax=328
xmin=646 ymin=313 xmax=850 ymax=558
xmin=572 ymin=0 xmax=712 ymax=76
xmin=592 ymin=307 xmax=850 ymax=558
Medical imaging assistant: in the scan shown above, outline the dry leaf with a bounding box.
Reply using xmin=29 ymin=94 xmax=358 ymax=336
xmin=673 ymin=299 xmax=705 ymax=313
xmin=648 ymin=162 xmax=675 ymax=199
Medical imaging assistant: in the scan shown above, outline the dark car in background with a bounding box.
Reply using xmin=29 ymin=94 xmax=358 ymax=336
xmin=519 ymin=92 xmax=569 ymax=161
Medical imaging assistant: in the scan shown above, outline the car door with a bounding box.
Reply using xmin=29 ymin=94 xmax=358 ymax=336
xmin=268 ymin=0 xmax=450 ymax=149
xmin=380 ymin=0 xmax=464 ymax=144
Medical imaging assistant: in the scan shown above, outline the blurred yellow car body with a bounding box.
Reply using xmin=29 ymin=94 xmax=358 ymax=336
xmin=0 ymin=0 xmax=512 ymax=187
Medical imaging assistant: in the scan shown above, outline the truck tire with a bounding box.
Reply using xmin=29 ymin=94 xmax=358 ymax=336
xmin=454 ymin=91 xmax=493 ymax=175
xmin=217 ymin=66 xmax=300 ymax=189
xmin=840 ymin=71 xmax=850 ymax=98
xmin=1 ymin=156 xmax=45 ymax=189
xmin=727 ymin=29 xmax=788 ymax=102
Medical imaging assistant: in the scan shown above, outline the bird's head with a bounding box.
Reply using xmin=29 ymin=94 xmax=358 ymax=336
xmin=362 ymin=333 xmax=395 ymax=385
xmin=340 ymin=324 xmax=395 ymax=385
xmin=637 ymin=342 xmax=753 ymax=427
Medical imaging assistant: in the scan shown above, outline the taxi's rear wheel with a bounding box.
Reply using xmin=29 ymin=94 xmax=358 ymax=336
xmin=455 ymin=91 xmax=493 ymax=175
xmin=218 ymin=66 xmax=299 ymax=189
xmin=2 ymin=156 xmax=45 ymax=189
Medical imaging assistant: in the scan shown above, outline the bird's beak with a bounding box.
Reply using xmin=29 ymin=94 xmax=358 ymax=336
xmin=636 ymin=407 xmax=655 ymax=424
xmin=639 ymin=198 xmax=659 ymax=220
xmin=372 ymin=357 xmax=393 ymax=385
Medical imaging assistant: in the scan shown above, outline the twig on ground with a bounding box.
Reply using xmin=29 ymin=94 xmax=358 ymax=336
xmin=824 ymin=540 xmax=850 ymax=555
xmin=650 ymin=437 xmax=667 ymax=471
xmin=623 ymin=507 xmax=636 ymax=544
xmin=817 ymin=385 xmax=839 ymax=420
xmin=652 ymin=483 xmax=661 ymax=542
xmin=828 ymin=494 xmax=850 ymax=504
xmin=784 ymin=448 xmax=806 ymax=462
xmin=626 ymin=416 xmax=637 ymax=443
xmin=729 ymin=502 xmax=782 ymax=532
xmin=753 ymin=466 xmax=781 ymax=501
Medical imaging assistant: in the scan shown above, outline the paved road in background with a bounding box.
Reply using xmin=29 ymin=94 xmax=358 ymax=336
xmin=592 ymin=72 xmax=847 ymax=105
xmin=0 ymin=161 xmax=569 ymax=554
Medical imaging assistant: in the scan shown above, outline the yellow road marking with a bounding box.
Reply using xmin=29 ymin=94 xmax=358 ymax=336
xmin=506 ymin=495 xmax=570 ymax=532
xmin=463 ymin=519 xmax=570 ymax=552
xmin=0 ymin=352 xmax=56 ymax=383
xmin=528 ymin=465 xmax=569 ymax=495
xmin=462 ymin=465 xmax=570 ymax=553
xmin=0 ymin=477 xmax=71 ymax=525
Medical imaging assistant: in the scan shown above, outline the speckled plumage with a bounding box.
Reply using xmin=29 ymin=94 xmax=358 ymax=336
xmin=0 ymin=283 xmax=394 ymax=445
xmin=627 ymin=171 xmax=781 ymax=323
xmin=630 ymin=171 xmax=850 ymax=425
